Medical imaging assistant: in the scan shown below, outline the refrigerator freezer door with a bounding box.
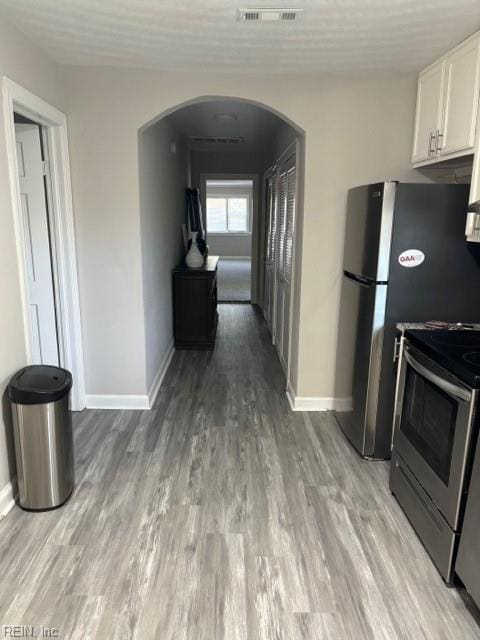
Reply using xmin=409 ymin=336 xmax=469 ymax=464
xmin=387 ymin=184 xmax=479 ymax=324
xmin=334 ymin=272 xmax=388 ymax=456
xmin=456 ymin=435 xmax=480 ymax=607
xmin=343 ymin=182 xmax=396 ymax=282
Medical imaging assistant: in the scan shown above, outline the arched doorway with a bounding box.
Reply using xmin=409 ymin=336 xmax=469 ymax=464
xmin=138 ymin=96 xmax=305 ymax=393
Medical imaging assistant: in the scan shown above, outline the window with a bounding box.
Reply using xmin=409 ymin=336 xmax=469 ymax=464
xmin=206 ymin=196 xmax=249 ymax=232
xmin=206 ymin=180 xmax=253 ymax=234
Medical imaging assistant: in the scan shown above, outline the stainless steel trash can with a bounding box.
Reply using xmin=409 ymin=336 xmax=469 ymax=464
xmin=8 ymin=365 xmax=74 ymax=511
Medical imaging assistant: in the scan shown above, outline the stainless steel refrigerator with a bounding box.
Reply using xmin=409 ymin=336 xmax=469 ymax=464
xmin=334 ymin=181 xmax=480 ymax=459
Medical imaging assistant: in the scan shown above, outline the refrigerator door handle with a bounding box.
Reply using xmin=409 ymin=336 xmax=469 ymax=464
xmin=344 ymin=270 xmax=387 ymax=287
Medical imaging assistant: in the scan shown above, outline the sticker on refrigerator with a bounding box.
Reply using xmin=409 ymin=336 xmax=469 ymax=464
xmin=398 ymin=249 xmax=425 ymax=268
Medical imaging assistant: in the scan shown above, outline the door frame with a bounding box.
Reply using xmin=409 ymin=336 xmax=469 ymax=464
xmin=2 ymin=77 xmax=86 ymax=411
xmin=199 ymin=173 xmax=259 ymax=302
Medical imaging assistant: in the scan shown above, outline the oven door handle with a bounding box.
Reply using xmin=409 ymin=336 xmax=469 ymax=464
xmin=404 ymin=349 xmax=472 ymax=402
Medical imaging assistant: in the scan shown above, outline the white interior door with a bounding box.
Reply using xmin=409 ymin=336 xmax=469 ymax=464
xmin=15 ymin=123 xmax=59 ymax=365
xmin=411 ymin=62 xmax=445 ymax=164
xmin=274 ymin=157 xmax=296 ymax=373
xmin=282 ymin=164 xmax=296 ymax=369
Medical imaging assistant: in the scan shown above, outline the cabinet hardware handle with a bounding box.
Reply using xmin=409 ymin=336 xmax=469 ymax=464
xmin=428 ymin=132 xmax=436 ymax=155
xmin=436 ymin=130 xmax=443 ymax=152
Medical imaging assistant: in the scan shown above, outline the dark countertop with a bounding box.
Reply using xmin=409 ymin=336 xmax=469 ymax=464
xmin=397 ymin=322 xmax=480 ymax=333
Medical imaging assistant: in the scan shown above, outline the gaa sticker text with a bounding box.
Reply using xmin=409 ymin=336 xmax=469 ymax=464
xmin=398 ymin=249 xmax=425 ymax=268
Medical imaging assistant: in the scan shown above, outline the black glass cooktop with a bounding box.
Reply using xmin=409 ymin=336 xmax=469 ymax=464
xmin=405 ymin=329 xmax=480 ymax=388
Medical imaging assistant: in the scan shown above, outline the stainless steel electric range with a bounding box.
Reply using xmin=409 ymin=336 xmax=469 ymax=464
xmin=390 ymin=328 xmax=480 ymax=585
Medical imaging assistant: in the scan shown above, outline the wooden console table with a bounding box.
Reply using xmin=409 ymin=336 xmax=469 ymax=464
xmin=172 ymin=255 xmax=219 ymax=350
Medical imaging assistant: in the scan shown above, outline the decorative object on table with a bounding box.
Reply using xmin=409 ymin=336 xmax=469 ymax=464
xmin=185 ymin=187 xmax=208 ymax=267
xmin=185 ymin=231 xmax=205 ymax=268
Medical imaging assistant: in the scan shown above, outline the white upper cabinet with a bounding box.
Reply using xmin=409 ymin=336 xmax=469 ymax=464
xmin=412 ymin=62 xmax=445 ymax=164
xmin=441 ymin=37 xmax=480 ymax=157
xmin=412 ymin=33 xmax=480 ymax=167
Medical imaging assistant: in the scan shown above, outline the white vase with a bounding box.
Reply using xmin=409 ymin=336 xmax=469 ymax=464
xmin=185 ymin=232 xmax=204 ymax=268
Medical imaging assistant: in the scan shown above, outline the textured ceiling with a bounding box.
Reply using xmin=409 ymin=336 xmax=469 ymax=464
xmin=1 ymin=0 xmax=480 ymax=74
xmin=167 ymin=100 xmax=286 ymax=151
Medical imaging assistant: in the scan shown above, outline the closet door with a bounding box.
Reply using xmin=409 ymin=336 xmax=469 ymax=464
xmin=274 ymin=161 xmax=289 ymax=370
xmin=263 ymin=173 xmax=277 ymax=330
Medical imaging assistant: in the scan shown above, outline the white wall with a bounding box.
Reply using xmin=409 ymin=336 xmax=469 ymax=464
xmin=0 ymin=17 xmax=65 ymax=507
xmin=65 ymin=73 xmax=147 ymax=396
xmin=61 ymin=67 xmax=422 ymax=404
xmin=139 ymin=118 xmax=188 ymax=390
xmin=271 ymin=119 xmax=297 ymax=160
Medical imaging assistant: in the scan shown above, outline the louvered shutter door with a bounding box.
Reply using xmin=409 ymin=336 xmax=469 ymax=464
xmin=266 ymin=179 xmax=273 ymax=261
xmin=284 ymin=166 xmax=296 ymax=283
xmin=277 ymin=170 xmax=288 ymax=279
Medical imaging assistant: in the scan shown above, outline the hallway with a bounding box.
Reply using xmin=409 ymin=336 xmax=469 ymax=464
xmin=0 ymin=305 xmax=478 ymax=639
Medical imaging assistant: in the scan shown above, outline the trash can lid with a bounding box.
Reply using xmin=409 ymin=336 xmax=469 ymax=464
xmin=8 ymin=365 xmax=73 ymax=405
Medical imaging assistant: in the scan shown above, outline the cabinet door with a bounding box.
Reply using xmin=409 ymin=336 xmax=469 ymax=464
xmin=440 ymin=36 xmax=480 ymax=157
xmin=468 ymin=141 xmax=480 ymax=207
xmin=274 ymin=168 xmax=287 ymax=363
xmin=412 ymin=62 xmax=445 ymax=164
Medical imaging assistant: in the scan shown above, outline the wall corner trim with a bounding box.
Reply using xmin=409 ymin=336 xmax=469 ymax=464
xmin=148 ymin=341 xmax=175 ymax=408
xmin=84 ymin=342 xmax=175 ymax=411
xmin=0 ymin=481 xmax=16 ymax=518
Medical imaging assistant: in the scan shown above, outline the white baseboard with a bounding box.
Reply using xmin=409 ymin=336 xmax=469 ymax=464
xmin=85 ymin=394 xmax=150 ymax=410
xmin=0 ymin=481 xmax=15 ymax=518
xmin=148 ymin=341 xmax=175 ymax=408
xmin=287 ymin=386 xmax=352 ymax=412
xmin=219 ymin=256 xmax=251 ymax=260
xmin=85 ymin=342 xmax=175 ymax=411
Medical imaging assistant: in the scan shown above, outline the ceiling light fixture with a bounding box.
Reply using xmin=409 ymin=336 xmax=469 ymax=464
xmin=190 ymin=136 xmax=244 ymax=145
xmin=237 ymin=8 xmax=303 ymax=22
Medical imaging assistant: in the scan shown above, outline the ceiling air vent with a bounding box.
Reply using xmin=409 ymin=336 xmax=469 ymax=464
xmin=237 ymin=8 xmax=303 ymax=22
xmin=190 ymin=136 xmax=244 ymax=145
xmin=243 ymin=10 xmax=259 ymax=21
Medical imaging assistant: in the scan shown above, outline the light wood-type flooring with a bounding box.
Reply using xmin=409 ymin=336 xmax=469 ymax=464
xmin=0 ymin=305 xmax=479 ymax=639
